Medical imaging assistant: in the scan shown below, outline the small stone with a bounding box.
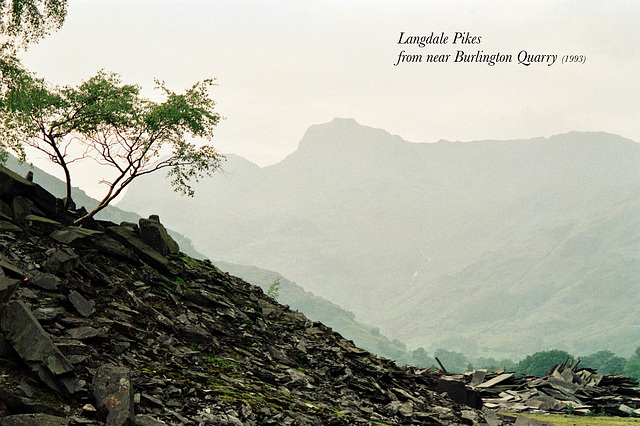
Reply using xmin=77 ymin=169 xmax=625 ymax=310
xmin=82 ymin=404 xmax=97 ymax=414
xmin=66 ymin=326 xmax=99 ymax=340
xmin=134 ymin=415 xmax=168 ymax=426
xmin=29 ymin=273 xmax=61 ymax=291
xmin=68 ymin=290 xmax=95 ymax=318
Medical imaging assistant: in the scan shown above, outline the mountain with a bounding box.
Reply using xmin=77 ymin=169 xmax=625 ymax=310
xmin=1 ymin=154 xmax=206 ymax=259
xmin=116 ymin=118 xmax=640 ymax=359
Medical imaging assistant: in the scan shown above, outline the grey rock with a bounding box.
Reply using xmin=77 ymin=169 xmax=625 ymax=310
xmin=436 ymin=377 xmax=483 ymax=409
xmin=106 ymin=225 xmax=170 ymax=274
xmin=43 ymin=248 xmax=80 ymax=274
xmin=138 ymin=215 xmax=179 ymax=256
xmin=66 ymin=326 xmax=99 ymax=340
xmin=92 ymin=364 xmax=135 ymax=426
xmin=0 ymin=413 xmax=69 ymax=426
xmin=0 ymin=300 xmax=75 ymax=392
xmin=32 ymin=307 xmax=64 ymax=323
xmin=51 ymin=226 xmax=103 ymax=246
xmin=134 ymin=415 xmax=168 ymax=426
xmin=0 ymin=258 xmax=27 ymax=278
xmin=68 ymin=290 xmax=95 ymax=318
xmin=29 ymin=273 xmax=61 ymax=291
xmin=0 ymin=167 xmax=35 ymax=197
xmin=0 ymin=276 xmax=20 ymax=303
xmin=0 ymin=200 xmax=13 ymax=219
xmin=25 ymin=215 xmax=62 ymax=233
xmin=11 ymin=196 xmax=34 ymax=222
xmin=0 ymin=220 xmax=22 ymax=233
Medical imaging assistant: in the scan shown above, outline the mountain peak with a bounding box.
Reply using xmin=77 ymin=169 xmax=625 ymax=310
xmin=294 ymin=118 xmax=407 ymax=157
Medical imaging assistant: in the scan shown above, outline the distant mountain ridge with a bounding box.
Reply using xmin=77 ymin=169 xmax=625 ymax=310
xmin=117 ymin=118 xmax=640 ymax=359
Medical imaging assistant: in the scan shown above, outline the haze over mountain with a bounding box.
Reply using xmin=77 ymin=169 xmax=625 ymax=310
xmin=117 ymin=118 xmax=640 ymax=359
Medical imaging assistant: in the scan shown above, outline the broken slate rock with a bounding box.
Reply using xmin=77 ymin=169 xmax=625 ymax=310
xmin=11 ymin=196 xmax=35 ymax=222
xmin=29 ymin=273 xmax=61 ymax=291
xmin=68 ymin=290 xmax=95 ymax=318
xmin=0 ymin=277 xmax=20 ymax=303
xmin=0 ymin=300 xmax=75 ymax=392
xmin=66 ymin=326 xmax=99 ymax=340
xmin=0 ymin=220 xmax=22 ymax=233
xmin=139 ymin=215 xmax=179 ymax=256
xmin=51 ymin=226 xmax=102 ymax=247
xmin=92 ymin=364 xmax=135 ymax=426
xmin=436 ymin=377 xmax=483 ymax=409
xmin=0 ymin=167 xmax=36 ymax=197
xmin=43 ymin=248 xmax=80 ymax=274
xmin=106 ymin=225 xmax=170 ymax=274
xmin=0 ymin=413 xmax=69 ymax=426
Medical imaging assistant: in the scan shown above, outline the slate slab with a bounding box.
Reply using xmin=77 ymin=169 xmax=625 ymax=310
xmin=93 ymin=364 xmax=135 ymax=426
xmin=0 ymin=300 xmax=75 ymax=393
xmin=0 ymin=277 xmax=20 ymax=303
xmin=68 ymin=290 xmax=95 ymax=318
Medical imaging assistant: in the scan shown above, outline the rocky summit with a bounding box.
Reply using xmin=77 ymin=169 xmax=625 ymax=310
xmin=0 ymin=166 xmax=494 ymax=425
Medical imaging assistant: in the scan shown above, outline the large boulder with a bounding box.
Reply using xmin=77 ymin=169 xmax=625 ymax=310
xmin=106 ymin=225 xmax=171 ymax=274
xmin=138 ymin=215 xmax=179 ymax=256
xmin=92 ymin=364 xmax=135 ymax=426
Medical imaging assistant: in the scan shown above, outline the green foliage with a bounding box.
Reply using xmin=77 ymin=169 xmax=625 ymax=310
xmin=622 ymin=347 xmax=640 ymax=381
xmin=0 ymin=0 xmax=67 ymax=47
xmin=474 ymin=356 xmax=517 ymax=372
xmin=581 ymin=350 xmax=627 ymax=376
xmin=434 ymin=348 xmax=470 ymax=373
xmin=410 ymin=347 xmax=434 ymax=368
xmin=516 ymin=349 xmax=572 ymax=377
xmin=267 ymin=277 xmax=281 ymax=301
xmin=623 ymin=358 xmax=640 ymax=381
xmin=0 ymin=66 xmax=225 ymax=223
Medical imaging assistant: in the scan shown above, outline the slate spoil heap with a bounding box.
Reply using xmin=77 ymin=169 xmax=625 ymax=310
xmin=0 ymin=166 xmax=490 ymax=425
xmin=443 ymin=361 xmax=640 ymax=417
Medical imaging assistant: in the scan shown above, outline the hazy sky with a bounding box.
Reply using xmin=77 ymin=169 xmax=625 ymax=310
xmin=18 ymin=0 xmax=640 ymax=171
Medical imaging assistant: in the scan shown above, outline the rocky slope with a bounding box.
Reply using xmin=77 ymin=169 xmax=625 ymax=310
xmin=0 ymin=167 xmax=492 ymax=425
xmin=214 ymin=262 xmax=414 ymax=366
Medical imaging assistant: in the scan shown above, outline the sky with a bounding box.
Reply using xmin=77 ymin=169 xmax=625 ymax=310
xmin=15 ymin=0 xmax=640 ymax=194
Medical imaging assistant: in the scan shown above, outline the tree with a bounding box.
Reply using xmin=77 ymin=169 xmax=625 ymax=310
xmin=1 ymin=0 xmax=68 ymax=158
xmin=0 ymin=69 xmax=225 ymax=223
xmin=516 ymin=349 xmax=572 ymax=377
xmin=624 ymin=358 xmax=640 ymax=381
xmin=0 ymin=0 xmax=67 ymax=47
xmin=434 ymin=348 xmax=470 ymax=373
xmin=581 ymin=350 xmax=627 ymax=376
xmin=0 ymin=68 xmax=138 ymax=209
xmin=267 ymin=277 xmax=281 ymax=301
xmin=411 ymin=347 xmax=434 ymax=368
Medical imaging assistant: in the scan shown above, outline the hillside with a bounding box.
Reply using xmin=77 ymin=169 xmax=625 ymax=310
xmin=117 ymin=118 xmax=640 ymax=359
xmin=215 ymin=261 xmax=414 ymax=365
xmin=0 ymin=165 xmax=484 ymax=425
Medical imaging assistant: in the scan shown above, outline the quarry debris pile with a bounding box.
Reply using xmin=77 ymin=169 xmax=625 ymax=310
xmin=441 ymin=361 xmax=640 ymax=418
xmin=1 ymin=166 xmax=492 ymax=425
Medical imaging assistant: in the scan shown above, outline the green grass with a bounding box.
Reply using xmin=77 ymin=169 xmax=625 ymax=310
xmin=503 ymin=413 xmax=640 ymax=426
